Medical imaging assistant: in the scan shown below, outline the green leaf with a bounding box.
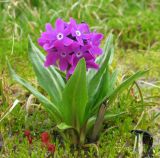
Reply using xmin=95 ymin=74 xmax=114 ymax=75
xmin=57 ymin=122 xmax=73 ymax=130
xmin=108 ymin=70 xmax=148 ymax=104
xmin=94 ymin=70 xmax=148 ymax=108
xmin=90 ymin=66 xmax=111 ymax=115
xmin=110 ymin=69 xmax=119 ymax=91
xmin=153 ymin=112 xmax=160 ymax=120
xmin=61 ymin=59 xmax=88 ymax=131
xmin=87 ymin=70 xmax=106 ymax=111
xmin=96 ymin=69 xmax=119 ymax=109
xmin=86 ymin=111 xmax=126 ymax=134
xmin=0 ymin=99 xmax=19 ymax=123
xmin=87 ymin=33 xmax=114 ymax=81
xmin=28 ymin=37 xmax=65 ymax=105
xmin=98 ymin=65 xmax=111 ymax=99
xmin=87 ymin=35 xmax=114 ymax=114
xmin=30 ymin=38 xmax=66 ymax=84
xmin=7 ymin=59 xmax=61 ymax=122
xmin=104 ymin=112 xmax=126 ymax=120
xmin=97 ymin=34 xmax=114 ymax=65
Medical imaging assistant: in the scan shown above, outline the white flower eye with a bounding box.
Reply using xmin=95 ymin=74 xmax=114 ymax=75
xmin=61 ymin=52 xmax=66 ymax=57
xmin=75 ymin=30 xmax=81 ymax=36
xmin=57 ymin=33 xmax=63 ymax=40
xmin=76 ymin=52 xmax=82 ymax=58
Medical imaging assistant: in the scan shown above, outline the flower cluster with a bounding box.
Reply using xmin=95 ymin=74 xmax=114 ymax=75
xmin=38 ymin=18 xmax=103 ymax=78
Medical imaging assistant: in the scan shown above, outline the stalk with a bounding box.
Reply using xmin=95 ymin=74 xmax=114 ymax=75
xmin=79 ymin=122 xmax=87 ymax=145
xmin=91 ymin=101 xmax=108 ymax=142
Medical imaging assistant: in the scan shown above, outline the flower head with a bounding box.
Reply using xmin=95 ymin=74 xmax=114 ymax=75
xmin=38 ymin=18 xmax=103 ymax=79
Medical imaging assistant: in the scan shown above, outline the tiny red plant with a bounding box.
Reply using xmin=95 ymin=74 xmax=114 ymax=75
xmin=41 ymin=132 xmax=55 ymax=153
xmin=41 ymin=132 xmax=50 ymax=145
xmin=47 ymin=143 xmax=55 ymax=153
xmin=24 ymin=130 xmax=33 ymax=144
xmin=24 ymin=130 xmax=30 ymax=137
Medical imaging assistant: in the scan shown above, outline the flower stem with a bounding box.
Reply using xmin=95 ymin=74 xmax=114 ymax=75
xmin=79 ymin=124 xmax=86 ymax=145
xmin=91 ymin=101 xmax=108 ymax=142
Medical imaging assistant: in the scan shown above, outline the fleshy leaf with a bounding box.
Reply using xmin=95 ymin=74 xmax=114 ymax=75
xmin=91 ymin=68 xmax=119 ymax=114
xmin=61 ymin=59 xmax=88 ymax=131
xmin=108 ymin=70 xmax=148 ymax=104
xmin=28 ymin=36 xmax=65 ymax=105
xmin=97 ymin=34 xmax=114 ymax=65
xmin=86 ymin=112 xmax=126 ymax=134
xmin=94 ymin=70 xmax=148 ymax=108
xmin=89 ymin=66 xmax=111 ymax=115
xmin=87 ymin=36 xmax=114 ymax=114
xmin=57 ymin=122 xmax=73 ymax=130
xmin=110 ymin=69 xmax=119 ymax=91
xmin=87 ymin=33 xmax=113 ymax=81
xmin=7 ymin=59 xmax=61 ymax=122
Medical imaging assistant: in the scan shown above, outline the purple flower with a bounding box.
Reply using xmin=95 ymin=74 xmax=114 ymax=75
xmin=38 ymin=23 xmax=55 ymax=51
xmin=45 ymin=44 xmax=72 ymax=72
xmin=69 ymin=18 xmax=90 ymax=46
xmin=53 ymin=18 xmax=73 ymax=47
xmin=88 ymin=32 xmax=103 ymax=55
xmin=38 ymin=19 xmax=72 ymax=51
xmin=38 ymin=18 xmax=103 ymax=79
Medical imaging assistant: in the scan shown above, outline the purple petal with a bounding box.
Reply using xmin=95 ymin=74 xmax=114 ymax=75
xmin=54 ymin=41 xmax=64 ymax=51
xmin=86 ymin=60 xmax=99 ymax=69
xmin=64 ymin=25 xmax=71 ymax=36
xmin=55 ymin=18 xmax=64 ymax=32
xmin=92 ymin=33 xmax=103 ymax=44
xmin=83 ymin=52 xmax=95 ymax=60
xmin=69 ymin=17 xmax=77 ymax=27
xmin=38 ymin=37 xmax=45 ymax=46
xmin=95 ymin=33 xmax=103 ymax=40
xmin=78 ymin=23 xmax=90 ymax=33
xmin=41 ymin=32 xmax=56 ymax=40
xmin=71 ymin=42 xmax=80 ymax=51
xmin=43 ymin=42 xmax=54 ymax=51
xmin=90 ymin=46 xmax=103 ymax=55
xmin=43 ymin=43 xmax=50 ymax=51
xmin=76 ymin=37 xmax=84 ymax=46
xmin=83 ymin=34 xmax=92 ymax=40
xmin=44 ymin=52 xmax=58 ymax=67
xmin=68 ymin=54 xmax=74 ymax=65
xmin=59 ymin=59 xmax=68 ymax=71
xmin=45 ymin=23 xmax=54 ymax=32
xmin=66 ymin=71 xmax=71 ymax=80
xmin=63 ymin=37 xmax=73 ymax=46
xmin=68 ymin=65 xmax=75 ymax=74
xmin=54 ymin=40 xmax=63 ymax=49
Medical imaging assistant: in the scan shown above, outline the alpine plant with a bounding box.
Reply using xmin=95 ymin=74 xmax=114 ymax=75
xmin=7 ymin=18 xmax=148 ymax=144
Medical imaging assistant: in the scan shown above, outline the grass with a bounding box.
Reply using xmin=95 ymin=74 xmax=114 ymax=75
xmin=0 ymin=0 xmax=160 ymax=157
